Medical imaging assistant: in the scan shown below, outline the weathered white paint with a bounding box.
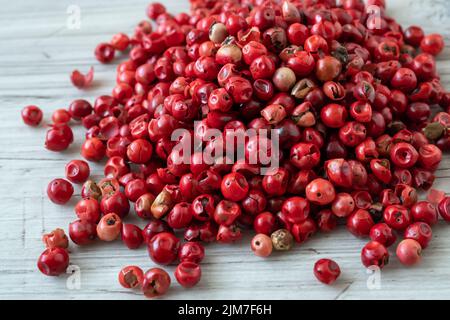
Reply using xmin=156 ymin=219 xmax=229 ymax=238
xmin=0 ymin=0 xmax=449 ymax=299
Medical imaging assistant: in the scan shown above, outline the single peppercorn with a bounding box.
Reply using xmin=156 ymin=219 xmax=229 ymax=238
xmin=271 ymin=229 xmax=294 ymax=251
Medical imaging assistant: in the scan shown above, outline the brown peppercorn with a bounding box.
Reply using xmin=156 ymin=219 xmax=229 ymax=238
xmin=271 ymin=229 xmax=294 ymax=251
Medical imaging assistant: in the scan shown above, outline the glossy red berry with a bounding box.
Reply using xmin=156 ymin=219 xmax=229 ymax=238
xmin=75 ymin=198 xmax=100 ymax=223
xmin=410 ymin=201 xmax=438 ymax=225
xmin=148 ymin=232 xmax=180 ymax=265
xmin=47 ymin=179 xmax=74 ymax=205
xmin=81 ymin=138 xmax=106 ymax=162
xmin=306 ymin=178 xmax=336 ymax=205
xmin=420 ymin=34 xmax=444 ymax=56
xmin=65 ymin=160 xmax=90 ymax=184
xmin=314 ymin=259 xmax=341 ymax=285
xmin=69 ymin=219 xmax=97 ymax=245
xmin=22 ymin=105 xmax=43 ymax=126
xmin=37 ymin=247 xmax=69 ymax=276
xmin=438 ymin=197 xmax=450 ymax=221
xmin=281 ymin=197 xmax=310 ymax=224
xmin=69 ymin=99 xmax=93 ymax=120
xmin=178 ymin=241 xmax=205 ymax=264
xmin=389 ymin=142 xmax=419 ymax=168
xmin=361 ymin=241 xmax=389 ymax=268
xmin=404 ymin=222 xmax=432 ymax=249
xmin=347 ymin=209 xmax=374 ymax=237
xmin=127 ymin=139 xmax=153 ymax=164
xmin=95 ymin=43 xmax=115 ymax=63
xmin=221 ymin=173 xmax=249 ymax=202
xmin=383 ymin=205 xmax=413 ymax=230
xmin=45 ymin=124 xmax=73 ymax=152
xmin=121 ymin=224 xmax=144 ymax=249
xmin=369 ymin=223 xmax=397 ymax=247
xmin=331 ymin=193 xmax=355 ymax=218
xmin=175 ymin=262 xmax=202 ymax=288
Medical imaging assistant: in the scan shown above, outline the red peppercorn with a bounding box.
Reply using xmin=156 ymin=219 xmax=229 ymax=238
xmin=167 ymin=202 xmax=193 ymax=229
xmin=178 ymin=241 xmax=205 ymax=264
xmin=370 ymin=223 xmax=397 ymax=247
xmin=69 ymin=99 xmax=93 ymax=121
xmin=383 ymin=205 xmax=413 ymax=230
xmin=389 ymin=142 xmax=419 ymax=168
xmin=118 ymin=266 xmax=144 ymax=289
xmin=124 ymin=179 xmax=147 ymax=202
xmin=253 ymin=212 xmax=278 ymax=235
xmin=37 ymin=247 xmax=69 ymax=276
xmin=316 ymin=209 xmax=338 ymax=232
xmin=47 ymin=179 xmax=74 ymax=205
xmin=52 ymin=109 xmax=71 ymax=124
xmin=281 ymin=197 xmax=310 ymax=224
xmin=75 ymin=198 xmax=100 ymax=223
xmin=142 ymin=219 xmax=172 ymax=245
xmin=101 ymin=191 xmax=130 ymax=219
xmin=221 ymin=173 xmax=249 ymax=202
xmin=121 ymin=224 xmax=143 ymax=249
xmin=45 ymin=124 xmax=73 ymax=152
xmin=418 ymin=144 xmax=442 ymax=170
xmin=127 ymin=139 xmax=153 ymax=164
xmin=175 ymin=262 xmax=202 ymax=288
xmin=217 ymin=224 xmax=242 ymax=243
xmin=95 ymin=43 xmax=115 ymax=63
xmin=306 ymin=178 xmax=336 ymax=206
xmin=361 ymin=241 xmax=389 ymax=268
xmin=291 ymin=218 xmax=317 ymax=244
xmin=262 ymin=168 xmax=290 ymax=197
xmin=290 ymin=143 xmax=321 ymax=170
xmin=438 ymin=197 xmax=450 ymax=221
xmin=404 ymin=26 xmax=424 ymax=47
xmin=69 ymin=219 xmax=97 ymax=245
xmin=148 ymin=232 xmax=180 ymax=265
xmin=65 ymin=160 xmax=90 ymax=184
xmin=347 ymin=209 xmax=374 ymax=237
xmin=22 ymin=105 xmax=43 ymax=126
xmin=331 ymin=193 xmax=355 ymax=218
xmin=404 ymin=222 xmax=432 ymax=249
xmin=81 ymin=138 xmax=106 ymax=162
xmin=396 ymin=239 xmax=422 ymax=266
xmin=420 ymin=33 xmax=445 ymax=56
xmin=410 ymin=201 xmax=438 ymax=225
xmin=142 ymin=268 xmax=171 ymax=298
xmin=314 ymin=259 xmax=341 ymax=285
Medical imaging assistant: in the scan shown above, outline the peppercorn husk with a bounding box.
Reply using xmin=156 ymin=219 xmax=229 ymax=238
xmin=291 ymin=78 xmax=315 ymax=99
xmin=271 ymin=229 xmax=294 ymax=251
xmin=151 ymin=188 xmax=175 ymax=219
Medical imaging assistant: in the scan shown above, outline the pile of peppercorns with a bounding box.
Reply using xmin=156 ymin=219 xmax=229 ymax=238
xmin=21 ymin=0 xmax=450 ymax=296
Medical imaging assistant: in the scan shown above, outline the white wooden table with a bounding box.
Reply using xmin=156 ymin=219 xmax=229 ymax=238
xmin=1 ymin=0 xmax=450 ymax=300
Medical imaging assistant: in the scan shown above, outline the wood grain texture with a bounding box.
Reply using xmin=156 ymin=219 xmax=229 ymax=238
xmin=0 ymin=0 xmax=450 ymax=300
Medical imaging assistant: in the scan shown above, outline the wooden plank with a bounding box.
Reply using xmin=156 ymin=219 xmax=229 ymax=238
xmin=1 ymin=0 xmax=450 ymax=299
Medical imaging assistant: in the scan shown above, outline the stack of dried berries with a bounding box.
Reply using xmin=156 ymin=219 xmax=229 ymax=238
xmin=23 ymin=0 xmax=450 ymax=296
